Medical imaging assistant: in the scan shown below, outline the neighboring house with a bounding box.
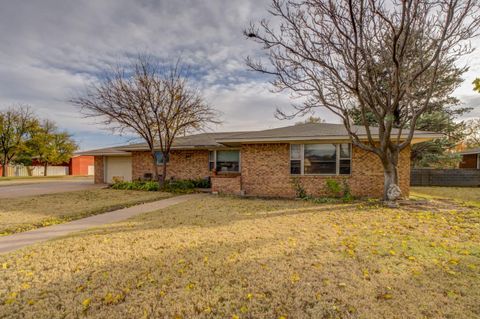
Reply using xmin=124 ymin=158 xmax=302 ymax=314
xmin=78 ymin=123 xmax=441 ymax=198
xmin=69 ymin=155 xmax=95 ymax=176
xmin=458 ymin=148 xmax=480 ymax=169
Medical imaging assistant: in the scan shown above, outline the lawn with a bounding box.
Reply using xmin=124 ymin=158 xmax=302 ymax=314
xmin=0 ymin=194 xmax=478 ymax=318
xmin=411 ymin=186 xmax=480 ymax=207
xmin=0 ymin=189 xmax=171 ymax=236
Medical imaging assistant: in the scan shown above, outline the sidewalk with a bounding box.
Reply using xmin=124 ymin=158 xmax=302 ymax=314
xmin=0 ymin=194 xmax=201 ymax=254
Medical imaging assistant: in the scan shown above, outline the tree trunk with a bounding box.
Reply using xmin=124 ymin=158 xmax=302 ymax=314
xmin=381 ymin=149 xmax=401 ymax=202
xmin=160 ymin=160 xmax=167 ymax=188
xmin=44 ymin=162 xmax=48 ymax=176
xmin=150 ymin=151 xmax=160 ymax=183
xmin=1 ymin=160 xmax=6 ymax=177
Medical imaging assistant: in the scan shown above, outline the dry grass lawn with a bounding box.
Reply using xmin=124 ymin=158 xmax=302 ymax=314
xmin=0 ymin=194 xmax=479 ymax=318
xmin=411 ymin=186 xmax=480 ymax=207
xmin=0 ymin=189 xmax=171 ymax=235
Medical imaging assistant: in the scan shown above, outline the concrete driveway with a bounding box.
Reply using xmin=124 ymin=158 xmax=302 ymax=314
xmin=0 ymin=177 xmax=103 ymax=199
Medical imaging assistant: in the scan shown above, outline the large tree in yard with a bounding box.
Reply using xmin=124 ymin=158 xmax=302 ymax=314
xmin=72 ymin=56 xmax=219 ymax=187
xmin=0 ymin=106 xmax=37 ymax=177
xmin=246 ymin=0 xmax=480 ymax=201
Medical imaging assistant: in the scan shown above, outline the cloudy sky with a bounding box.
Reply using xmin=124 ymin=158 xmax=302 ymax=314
xmin=0 ymin=0 xmax=479 ymax=150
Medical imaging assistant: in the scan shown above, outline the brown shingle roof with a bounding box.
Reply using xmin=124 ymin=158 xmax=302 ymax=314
xmin=216 ymin=123 xmax=442 ymax=143
xmin=77 ymin=123 xmax=442 ymax=155
xmin=75 ymin=146 xmax=130 ymax=156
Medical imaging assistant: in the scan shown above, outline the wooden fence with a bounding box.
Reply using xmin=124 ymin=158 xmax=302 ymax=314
xmin=1 ymin=165 xmax=69 ymax=177
xmin=411 ymin=168 xmax=480 ymax=187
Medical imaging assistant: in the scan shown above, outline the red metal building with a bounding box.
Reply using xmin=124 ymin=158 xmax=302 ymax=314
xmin=69 ymin=155 xmax=95 ymax=176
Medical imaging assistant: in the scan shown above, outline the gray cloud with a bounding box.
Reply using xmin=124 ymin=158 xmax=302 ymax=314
xmin=0 ymin=0 xmax=479 ymax=150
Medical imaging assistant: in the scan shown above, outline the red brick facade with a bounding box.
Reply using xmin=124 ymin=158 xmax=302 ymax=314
xmin=132 ymin=150 xmax=210 ymax=180
xmin=211 ymin=173 xmax=242 ymax=195
xmin=94 ymin=156 xmax=104 ymax=184
xmin=212 ymin=143 xmax=410 ymax=198
xmin=109 ymin=143 xmax=411 ymax=198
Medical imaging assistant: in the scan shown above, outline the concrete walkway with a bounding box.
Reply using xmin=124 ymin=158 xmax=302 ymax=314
xmin=0 ymin=194 xmax=201 ymax=254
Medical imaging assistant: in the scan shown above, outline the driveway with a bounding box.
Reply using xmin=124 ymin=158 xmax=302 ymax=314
xmin=0 ymin=177 xmax=103 ymax=199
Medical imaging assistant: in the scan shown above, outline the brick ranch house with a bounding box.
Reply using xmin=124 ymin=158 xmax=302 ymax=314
xmin=79 ymin=123 xmax=441 ymax=198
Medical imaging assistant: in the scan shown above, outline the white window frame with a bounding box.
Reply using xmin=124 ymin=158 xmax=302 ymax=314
xmin=210 ymin=149 xmax=241 ymax=173
xmin=290 ymin=143 xmax=351 ymax=176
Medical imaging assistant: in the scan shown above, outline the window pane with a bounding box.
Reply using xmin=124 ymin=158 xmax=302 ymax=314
xmin=339 ymin=144 xmax=351 ymax=159
xmin=290 ymin=160 xmax=301 ymax=174
xmin=155 ymin=151 xmax=169 ymax=165
xmin=339 ymin=159 xmax=351 ymax=175
xmin=304 ymin=144 xmax=336 ymax=160
xmin=290 ymin=144 xmax=301 ymax=160
xmin=216 ymin=150 xmax=240 ymax=172
xmin=216 ymin=150 xmax=239 ymax=162
xmin=304 ymin=144 xmax=336 ymax=174
xmin=209 ymin=151 xmax=215 ymax=171
xmin=305 ymin=161 xmax=336 ymax=174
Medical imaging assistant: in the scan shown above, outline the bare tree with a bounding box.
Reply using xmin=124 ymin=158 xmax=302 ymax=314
xmin=245 ymin=0 xmax=480 ymax=200
xmin=72 ymin=56 xmax=219 ymax=186
xmin=0 ymin=106 xmax=37 ymax=177
xmin=464 ymin=118 xmax=480 ymax=147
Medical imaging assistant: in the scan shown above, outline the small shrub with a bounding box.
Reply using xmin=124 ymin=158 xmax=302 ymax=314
xmin=190 ymin=178 xmax=211 ymax=188
xmin=162 ymin=179 xmax=196 ymax=193
xmin=140 ymin=181 xmax=160 ymax=191
xmin=291 ymin=177 xmax=308 ymax=199
xmin=111 ymin=181 xmax=159 ymax=191
xmin=111 ymin=178 xmax=209 ymax=193
xmin=325 ymin=179 xmax=342 ymax=197
xmin=341 ymin=179 xmax=354 ymax=202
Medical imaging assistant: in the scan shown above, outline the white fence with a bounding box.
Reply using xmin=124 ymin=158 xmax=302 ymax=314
xmin=3 ymin=165 xmax=69 ymax=177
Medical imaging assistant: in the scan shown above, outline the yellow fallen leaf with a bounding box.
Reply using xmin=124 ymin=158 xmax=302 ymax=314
xmin=290 ymin=273 xmax=300 ymax=284
xmin=82 ymin=298 xmax=91 ymax=309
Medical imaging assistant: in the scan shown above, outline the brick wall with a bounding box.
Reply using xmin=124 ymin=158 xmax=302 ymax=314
xmin=240 ymin=143 xmax=410 ymax=198
xmin=94 ymin=156 xmax=104 ymax=184
xmin=129 ymin=143 xmax=411 ymax=198
xmin=132 ymin=150 xmax=210 ymax=180
xmin=211 ymin=174 xmax=242 ymax=195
